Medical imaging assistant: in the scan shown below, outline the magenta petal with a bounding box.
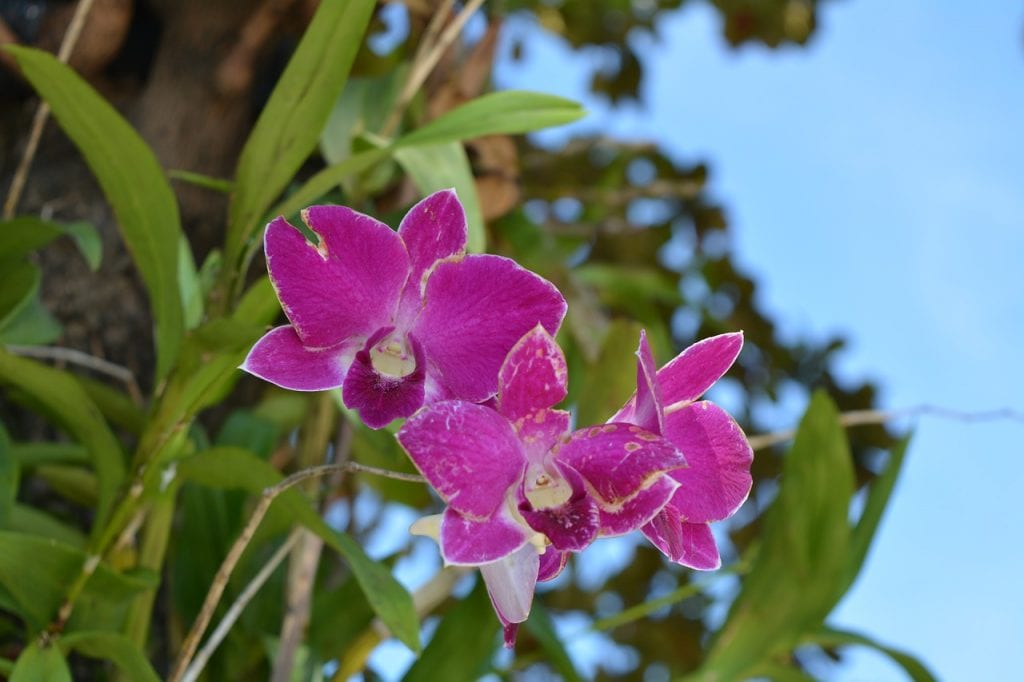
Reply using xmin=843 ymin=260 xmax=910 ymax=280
xmin=498 ymin=326 xmax=568 ymax=420
xmin=519 ymin=466 xmax=599 ymax=551
xmin=341 ymin=330 xmax=426 ymax=429
xmin=658 ymin=332 xmax=743 ymax=407
xmin=598 ymin=475 xmax=679 ymax=537
xmin=240 ymin=325 xmax=352 ymax=391
xmin=398 ymin=189 xmax=467 ymax=293
xmin=414 ymin=254 xmax=567 ymax=403
xmin=440 ymin=507 xmax=530 ymax=565
xmin=265 ymin=209 xmax=409 ymax=348
xmin=538 ymin=548 xmax=568 ymax=582
xmin=631 ymin=330 xmax=665 ymax=434
xmin=642 ymin=513 xmax=721 ymax=570
xmin=556 ymin=424 xmax=686 ymax=506
xmin=517 ymin=409 xmax=572 ymax=460
xmin=664 ymin=401 xmax=753 ymax=523
xmin=397 ymin=401 xmax=526 ymax=518
xmin=480 ymin=543 xmax=540 ymax=647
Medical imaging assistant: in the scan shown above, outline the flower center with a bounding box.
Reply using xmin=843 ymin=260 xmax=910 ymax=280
xmin=524 ymin=465 xmax=572 ymax=510
xmin=369 ymin=335 xmax=416 ymax=378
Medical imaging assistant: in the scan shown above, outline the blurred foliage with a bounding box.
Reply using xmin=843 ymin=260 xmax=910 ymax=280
xmin=0 ymin=0 xmax=928 ymax=680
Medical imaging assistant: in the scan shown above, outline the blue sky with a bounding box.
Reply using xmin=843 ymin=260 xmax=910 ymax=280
xmin=496 ymin=0 xmax=1024 ymax=678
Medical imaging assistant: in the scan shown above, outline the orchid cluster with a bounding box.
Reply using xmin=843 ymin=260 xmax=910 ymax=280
xmin=242 ymin=190 xmax=753 ymax=647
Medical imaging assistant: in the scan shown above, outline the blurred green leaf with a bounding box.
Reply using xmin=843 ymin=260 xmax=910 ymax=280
xmin=699 ymin=391 xmax=854 ymax=680
xmin=0 ymin=293 xmax=62 ymax=345
xmin=10 ymin=443 xmax=89 ymax=466
xmin=0 ymin=261 xmax=39 ymax=330
xmin=60 ymin=631 xmax=160 ymax=682
xmin=808 ymin=627 xmax=937 ymax=681
xmin=399 ymin=91 xmax=585 ymax=147
xmin=524 ymin=603 xmax=582 ymax=682
xmin=7 ymin=46 xmax=185 ymax=380
xmin=308 ymin=575 xmax=374 ymax=661
xmin=0 ymin=531 xmax=153 ymax=632
xmin=840 ymin=436 xmax=911 ymax=595
xmin=167 ymin=169 xmax=234 ymax=193
xmin=7 ymin=505 xmax=86 ymax=548
xmin=178 ymin=236 xmax=203 ymax=329
xmin=0 ymin=216 xmax=100 ymax=269
xmin=404 ymin=579 xmax=499 ymax=682
xmin=0 ymin=349 xmax=124 ymax=530
xmin=0 ymin=425 xmax=16 ymax=527
xmin=395 ymin=142 xmax=485 ymax=252
xmin=74 ymin=376 xmax=145 ymax=435
xmin=33 ymin=464 xmax=98 ymax=507
xmin=269 ymin=147 xmax=390 ymax=222
xmin=10 ymin=640 xmax=71 ymax=682
xmin=321 ymin=69 xmax=406 ymax=167
xmin=179 ymin=446 xmax=421 ymax=652
xmin=226 ymin=0 xmax=375 ymax=263
xmin=574 ymin=318 xmax=643 ymax=426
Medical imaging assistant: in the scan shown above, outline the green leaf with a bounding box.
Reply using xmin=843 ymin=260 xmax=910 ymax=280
xmin=809 ymin=627 xmax=937 ymax=682
xmin=226 ymin=0 xmax=375 ymax=263
xmin=0 ymin=293 xmax=62 ymax=346
xmin=840 ymin=436 xmax=911 ymax=595
xmin=10 ymin=442 xmax=89 ymax=466
xmin=0 ymin=349 xmax=124 ymax=529
xmin=0 ymin=531 xmax=153 ymax=632
xmin=0 ymin=425 xmax=16 ymax=527
xmin=0 ymin=261 xmax=40 ymax=330
xmin=700 ymin=391 xmax=854 ymax=680
xmin=179 ymin=446 xmax=421 ymax=651
xmin=399 ymin=91 xmax=585 ymax=148
xmin=395 ymin=142 xmax=486 ymax=253
xmin=6 ymin=46 xmax=184 ymax=379
xmin=403 ymin=579 xmax=499 ymax=682
xmin=0 ymin=217 xmax=100 ymax=270
xmin=268 ymin=147 xmax=390 ymax=223
xmin=60 ymin=631 xmax=161 ymax=682
xmin=167 ymin=169 xmax=234 ymax=193
xmin=320 ymin=70 xmax=406 ymax=166
xmin=10 ymin=640 xmax=71 ymax=682
xmin=178 ymin=236 xmax=203 ymax=329
xmin=574 ymin=318 xmax=644 ymax=426
xmin=7 ymin=505 xmax=87 ymax=548
xmin=524 ymin=603 xmax=582 ymax=682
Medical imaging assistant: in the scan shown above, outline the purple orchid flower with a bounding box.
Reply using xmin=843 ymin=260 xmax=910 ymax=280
xmin=397 ymin=326 xmax=686 ymax=646
xmin=241 ymin=190 xmax=567 ymax=428
xmin=613 ymin=331 xmax=753 ymax=570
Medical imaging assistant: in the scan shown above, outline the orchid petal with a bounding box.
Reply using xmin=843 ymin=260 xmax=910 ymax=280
xmin=631 ymin=330 xmax=665 ymax=434
xmin=556 ymin=423 xmax=686 ymax=507
xmin=497 ymin=325 xmax=568 ymax=420
xmin=397 ymin=401 xmax=526 ymax=518
xmin=664 ymin=401 xmax=753 ymax=523
xmin=598 ymin=475 xmax=679 ymax=537
xmin=414 ymin=254 xmax=567 ymax=403
xmin=659 ymin=332 xmax=743 ymax=408
xmin=265 ymin=209 xmax=409 ymax=348
xmin=517 ymin=409 xmax=572 ymax=460
xmin=538 ymin=548 xmax=568 ymax=582
xmin=519 ymin=465 xmax=599 ymax=552
xmin=480 ymin=543 xmax=540 ymax=647
xmin=642 ymin=513 xmax=721 ymax=570
xmin=398 ymin=189 xmax=467 ymax=294
xmin=440 ymin=507 xmax=531 ymax=565
xmin=240 ymin=325 xmax=353 ymax=391
xmin=341 ymin=329 xmax=426 ymax=429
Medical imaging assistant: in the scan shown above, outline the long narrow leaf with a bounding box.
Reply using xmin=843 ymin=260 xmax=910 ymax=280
xmin=0 ymin=349 xmax=124 ymax=531
xmin=7 ymin=46 xmax=185 ymax=379
xmin=398 ymin=90 xmax=585 ymax=148
xmin=226 ymin=0 xmax=375 ymax=263
xmin=179 ymin=446 xmax=420 ymax=652
xmin=809 ymin=627 xmax=937 ymax=682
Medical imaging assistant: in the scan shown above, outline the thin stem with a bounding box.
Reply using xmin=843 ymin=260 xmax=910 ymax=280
xmin=3 ymin=0 xmax=97 ymax=219
xmin=168 ymin=461 xmax=426 ymax=682
xmin=5 ymin=344 xmax=142 ymax=404
xmin=182 ymin=529 xmax=303 ymax=682
xmin=380 ymin=0 xmax=485 ymax=137
xmin=746 ymin=404 xmax=1024 ymax=451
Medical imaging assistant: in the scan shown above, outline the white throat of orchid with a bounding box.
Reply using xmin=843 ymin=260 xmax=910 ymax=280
xmin=369 ymin=335 xmax=416 ymax=378
xmin=523 ymin=462 xmax=572 ymax=510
